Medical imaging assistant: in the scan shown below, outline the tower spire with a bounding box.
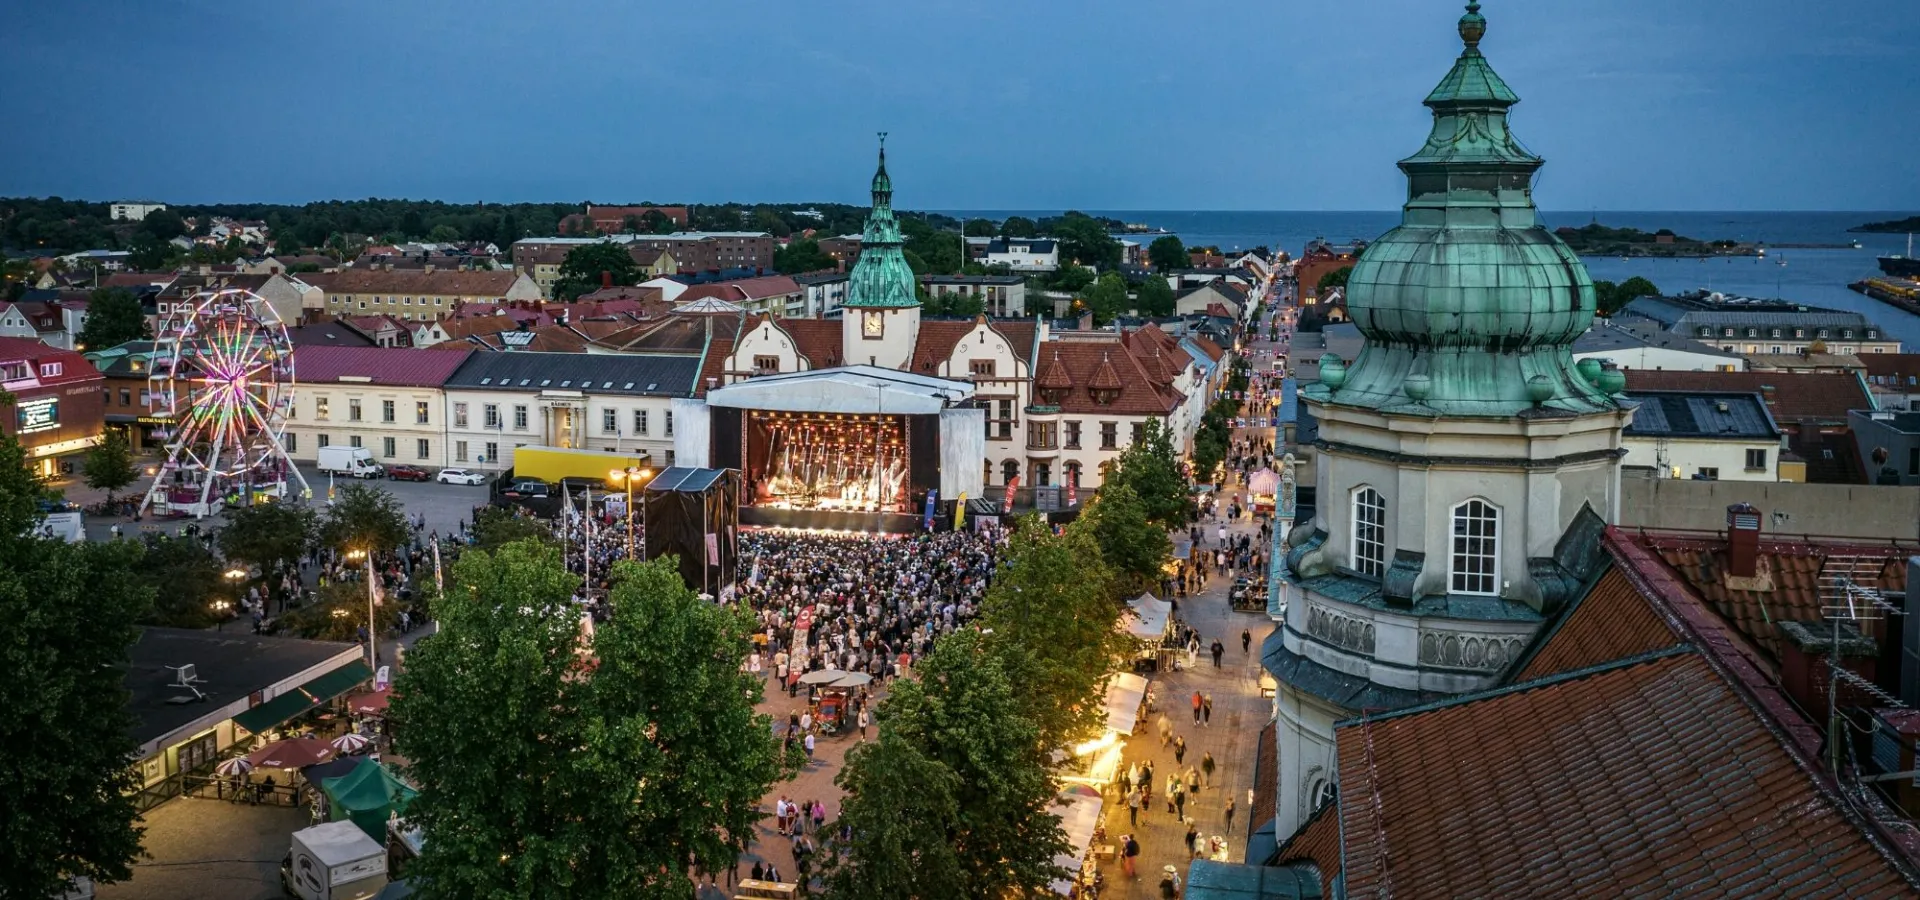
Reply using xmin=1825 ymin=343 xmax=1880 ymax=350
xmin=844 ymin=133 xmax=918 ymax=309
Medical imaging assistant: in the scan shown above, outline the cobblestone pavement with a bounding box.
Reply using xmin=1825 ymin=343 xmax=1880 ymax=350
xmin=97 ymin=798 xmax=308 ymax=900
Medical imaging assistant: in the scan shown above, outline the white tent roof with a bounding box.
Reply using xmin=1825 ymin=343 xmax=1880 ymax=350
xmin=1248 ymin=467 xmax=1279 ymax=495
xmin=675 ymin=296 xmax=746 ymax=313
xmin=1122 ymin=593 xmax=1172 ymax=641
xmin=1103 ymin=672 xmax=1149 ymax=735
xmin=704 ymin=365 xmax=976 ymax=415
xmin=1049 ymin=790 xmax=1106 ymax=895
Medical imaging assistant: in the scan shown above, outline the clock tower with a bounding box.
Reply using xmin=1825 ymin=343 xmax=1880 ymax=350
xmin=841 ymin=133 xmax=921 ymax=371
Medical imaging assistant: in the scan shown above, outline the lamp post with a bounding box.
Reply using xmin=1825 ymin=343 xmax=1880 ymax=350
xmin=608 ymin=466 xmax=653 ymax=560
xmin=218 ymin=567 xmax=247 ymax=631
xmin=345 ymin=548 xmax=375 ymax=671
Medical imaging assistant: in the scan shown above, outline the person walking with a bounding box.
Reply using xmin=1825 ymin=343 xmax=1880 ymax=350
xmin=1201 ymin=751 xmax=1216 ymax=789
xmin=857 ymin=707 xmax=870 ymax=741
xmin=1173 ymin=735 xmax=1187 ymax=765
xmin=1165 ymin=774 xmax=1180 ymax=814
xmin=1123 ymin=834 xmax=1140 ymax=878
xmin=803 ymin=731 xmax=815 ymax=760
xmin=1202 ymin=695 xmax=1214 ymax=727
xmin=1210 ymin=640 xmax=1225 ymax=667
xmin=812 ymin=800 xmax=826 ymax=835
xmin=1191 ymin=691 xmax=1203 ymax=726
xmin=1225 ymin=795 xmax=1237 ymax=832
xmin=1160 ymin=865 xmax=1182 ymax=899
xmin=1185 ymin=820 xmax=1200 ymax=859
xmin=1242 ymin=629 xmax=1252 ymax=655
xmin=1158 ymin=714 xmax=1173 ymax=747
xmin=1128 ymin=787 xmax=1141 ymax=826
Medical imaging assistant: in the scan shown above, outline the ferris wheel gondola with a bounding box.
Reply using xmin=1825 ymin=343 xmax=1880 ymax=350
xmin=137 ymin=288 xmax=309 ymax=518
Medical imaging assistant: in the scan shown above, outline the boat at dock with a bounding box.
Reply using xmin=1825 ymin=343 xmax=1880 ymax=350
xmin=1879 ymin=234 xmax=1920 ymax=278
xmin=1851 ymin=275 xmax=1920 ymax=317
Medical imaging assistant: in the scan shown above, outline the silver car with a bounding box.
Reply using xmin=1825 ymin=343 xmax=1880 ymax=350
xmin=436 ymin=467 xmax=487 ymax=485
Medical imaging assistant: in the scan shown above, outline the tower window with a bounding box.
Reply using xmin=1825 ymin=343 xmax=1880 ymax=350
xmin=1449 ymin=499 xmax=1500 ymax=595
xmin=1351 ymin=487 xmax=1387 ymax=578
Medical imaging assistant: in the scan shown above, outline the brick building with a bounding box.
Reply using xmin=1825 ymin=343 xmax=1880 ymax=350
xmin=0 ymin=336 xmax=106 ymax=478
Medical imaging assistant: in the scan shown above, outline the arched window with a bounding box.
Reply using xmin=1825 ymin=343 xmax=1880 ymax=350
xmin=983 ymin=460 xmax=994 ymax=486
xmin=1450 ymin=499 xmax=1500 ymax=595
xmin=1002 ymin=459 xmax=1020 ymax=483
xmin=1310 ymin=778 xmax=1337 ymax=811
xmin=1350 ymin=487 xmax=1386 ymax=577
xmin=1065 ymin=461 xmax=1082 ymax=488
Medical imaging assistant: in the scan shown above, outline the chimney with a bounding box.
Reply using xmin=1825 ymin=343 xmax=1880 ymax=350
xmin=1726 ymin=502 xmax=1761 ymax=578
xmin=602 ymin=270 xmax=612 ymax=289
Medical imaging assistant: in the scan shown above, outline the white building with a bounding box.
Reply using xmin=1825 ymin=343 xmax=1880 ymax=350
xmin=791 ymin=272 xmax=849 ymax=318
xmin=1620 ymin=390 xmax=1784 ymax=481
xmin=110 ymin=202 xmax=167 ymax=222
xmin=981 ymin=237 xmax=1060 ymax=272
xmin=282 ymin=346 xmax=475 ymax=468
xmin=1573 ymin=319 xmax=1745 ymax=372
xmin=439 ymin=350 xmax=701 ymax=470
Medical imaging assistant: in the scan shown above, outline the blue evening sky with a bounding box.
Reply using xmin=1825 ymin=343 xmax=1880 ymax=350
xmin=3 ymin=0 xmax=1916 ymax=211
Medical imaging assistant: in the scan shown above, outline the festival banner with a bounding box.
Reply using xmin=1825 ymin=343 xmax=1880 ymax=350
xmin=1002 ymin=475 xmax=1020 ymax=514
xmin=1065 ymin=478 xmax=1077 ymax=507
xmin=705 ymin=532 xmax=720 ymax=566
xmin=922 ymin=488 xmax=939 ymax=532
xmin=955 ymin=492 xmax=968 ymax=530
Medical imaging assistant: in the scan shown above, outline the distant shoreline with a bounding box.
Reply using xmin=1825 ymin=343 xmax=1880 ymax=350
xmin=1850 ymin=216 xmax=1920 ymax=234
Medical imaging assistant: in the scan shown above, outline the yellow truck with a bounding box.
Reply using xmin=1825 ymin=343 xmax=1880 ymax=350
xmin=507 ymin=446 xmax=654 ymax=487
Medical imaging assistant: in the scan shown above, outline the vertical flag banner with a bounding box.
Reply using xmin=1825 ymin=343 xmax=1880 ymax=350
xmin=1002 ymin=475 xmax=1020 ymax=514
xmin=955 ymin=492 xmax=968 ymax=530
xmin=1066 ymin=477 xmax=1077 ymax=508
xmin=922 ymin=488 xmax=938 ymax=532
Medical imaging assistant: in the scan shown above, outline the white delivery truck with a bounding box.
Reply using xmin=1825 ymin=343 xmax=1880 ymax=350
xmin=282 ymin=821 xmax=388 ymax=900
xmin=317 ymin=446 xmax=384 ymax=479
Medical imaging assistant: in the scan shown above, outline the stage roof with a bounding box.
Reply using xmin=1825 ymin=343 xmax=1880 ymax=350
xmin=704 ymin=365 xmax=975 ymax=415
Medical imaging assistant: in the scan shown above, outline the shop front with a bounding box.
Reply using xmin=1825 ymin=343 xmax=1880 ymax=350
xmin=0 ymin=338 xmax=107 ymax=479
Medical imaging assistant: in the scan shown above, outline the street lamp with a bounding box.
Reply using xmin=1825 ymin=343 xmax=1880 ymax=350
xmin=608 ymin=467 xmax=653 ymax=561
xmin=218 ymin=568 xmax=247 ymax=631
xmin=345 ymin=548 xmax=376 ymax=672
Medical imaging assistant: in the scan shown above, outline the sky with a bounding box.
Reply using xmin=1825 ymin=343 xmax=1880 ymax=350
xmin=3 ymin=0 xmax=1917 ymax=211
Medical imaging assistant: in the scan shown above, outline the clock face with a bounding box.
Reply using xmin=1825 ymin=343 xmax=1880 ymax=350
xmin=863 ymin=311 xmax=884 ymax=337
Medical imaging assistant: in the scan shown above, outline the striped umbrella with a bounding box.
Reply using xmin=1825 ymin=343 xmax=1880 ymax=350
xmin=330 ymin=732 xmax=372 ymax=753
xmin=214 ymin=757 xmax=254 ymax=776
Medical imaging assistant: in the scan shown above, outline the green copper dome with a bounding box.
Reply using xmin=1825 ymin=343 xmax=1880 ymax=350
xmin=1318 ymin=2 xmax=1616 ymax=417
xmin=844 ymin=133 xmax=920 ymax=309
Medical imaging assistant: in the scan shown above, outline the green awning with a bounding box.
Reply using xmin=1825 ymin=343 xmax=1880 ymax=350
xmin=231 ymin=661 xmax=374 ymax=734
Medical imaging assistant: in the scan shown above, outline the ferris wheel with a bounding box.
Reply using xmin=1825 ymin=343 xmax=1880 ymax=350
xmin=138 ymin=288 xmax=309 ymax=518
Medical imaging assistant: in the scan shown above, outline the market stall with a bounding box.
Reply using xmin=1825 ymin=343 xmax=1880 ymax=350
xmin=322 ymin=763 xmax=418 ymax=842
xmin=1048 ymin=786 xmax=1106 ymax=896
xmin=1121 ymin=593 xmax=1176 ymax=672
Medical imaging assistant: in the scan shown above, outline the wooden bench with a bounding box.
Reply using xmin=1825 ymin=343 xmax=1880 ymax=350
xmin=735 ymin=879 xmax=798 ymax=900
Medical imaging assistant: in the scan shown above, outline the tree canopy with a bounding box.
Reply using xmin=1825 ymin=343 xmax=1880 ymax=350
xmin=963 ymin=218 xmax=997 ymax=237
xmin=1317 ymin=266 xmax=1351 ymax=293
xmin=0 ymin=433 xmax=150 ymax=897
xmin=1080 ymin=272 xmax=1130 ymax=325
xmin=393 ymin=543 xmax=790 ymax=900
xmin=470 ymin=506 xmax=554 ymax=551
xmin=1082 ymin=482 xmax=1172 ymax=591
xmin=824 ymin=630 xmax=1067 ymax=900
xmin=1592 ymin=276 xmax=1660 ymax=316
xmin=321 ymin=484 xmax=412 ymax=554
xmin=1000 ymin=216 xmax=1038 ymax=239
xmin=1049 ymin=211 xmax=1122 ymax=271
xmin=1148 ymin=235 xmax=1188 ymax=272
xmin=773 ymin=238 xmax=836 ymax=274
xmin=1104 ymin=418 xmax=1190 ymax=526
xmin=553 ymin=241 xmax=643 ymax=301
xmin=219 ymin=502 xmax=316 ymax=607
xmin=82 ymin=428 xmax=137 ymax=502
xmin=75 ymin=286 xmax=149 ymax=350
xmin=1136 ymin=275 xmax=1176 ymax=317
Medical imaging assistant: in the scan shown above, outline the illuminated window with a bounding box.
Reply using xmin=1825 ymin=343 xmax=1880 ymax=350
xmin=1351 ymin=487 xmax=1387 ymax=577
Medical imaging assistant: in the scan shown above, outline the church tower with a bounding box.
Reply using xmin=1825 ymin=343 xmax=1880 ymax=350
xmin=841 ymin=134 xmax=921 ymax=370
xmin=1265 ymin=2 xmax=1636 ymax=837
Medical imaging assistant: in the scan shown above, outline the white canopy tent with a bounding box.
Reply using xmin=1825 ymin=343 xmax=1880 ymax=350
xmin=1048 ymin=790 xmax=1106 ymax=895
xmin=1103 ymin=672 xmax=1149 ymax=735
xmin=1122 ymin=593 xmax=1173 ymax=642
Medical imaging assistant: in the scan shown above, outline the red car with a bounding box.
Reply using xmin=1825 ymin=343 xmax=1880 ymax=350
xmin=385 ymin=464 xmax=431 ymax=482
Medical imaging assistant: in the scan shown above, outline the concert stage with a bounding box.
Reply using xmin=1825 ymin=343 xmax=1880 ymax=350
xmin=672 ymin=366 xmax=986 ymax=532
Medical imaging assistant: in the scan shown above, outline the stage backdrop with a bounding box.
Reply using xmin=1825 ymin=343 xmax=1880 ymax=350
xmin=939 ymin=407 xmax=986 ymax=500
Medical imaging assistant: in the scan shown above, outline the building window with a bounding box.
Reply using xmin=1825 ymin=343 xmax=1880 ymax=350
xmin=1065 ymin=420 xmax=1081 ymax=449
xmin=484 ymin=404 xmax=501 ymax=428
xmin=1745 ymin=448 xmax=1767 ymax=471
xmin=634 ymin=409 xmax=649 ymax=436
xmin=970 ymin=359 xmax=995 ymax=378
xmin=1351 ymin=487 xmax=1387 ymax=578
xmin=1034 ymin=462 xmax=1051 ymax=486
xmin=381 ymin=399 xmax=395 ymax=423
xmin=602 ymin=408 xmax=618 ymax=433
xmin=1794 ymin=329 xmax=1805 ymax=339
xmin=285 ymin=432 xmax=297 ymax=452
xmin=454 ymin=402 xmax=468 ymax=428
xmin=319 ymin=434 xmax=330 ymax=448
xmin=665 ymin=410 xmax=675 ymax=437
xmin=417 ymin=438 xmax=430 ymax=459
xmin=1101 ymin=422 xmax=1118 ymax=450
xmin=38 ymin=362 xmax=61 ymax=377
xmin=350 ymin=435 xmax=363 ymax=448
xmin=1449 ymin=499 xmax=1500 ymax=595
xmin=349 ymin=399 xmax=362 ymax=422
xmin=513 ymin=405 xmax=528 ymax=430
xmin=455 ymin=440 xmax=468 ymax=462
xmin=1696 ymin=467 xmax=1719 ymax=480
xmin=315 ymin=396 xmax=330 ymax=420
xmin=416 ymin=401 xmax=430 ymax=424
xmin=1003 ymin=459 xmax=1020 ymax=483
xmin=997 ymin=399 xmax=1013 ymax=440
xmin=119 ymin=387 xmax=131 ymax=407
xmin=484 ymin=441 xmax=499 ymax=463
xmin=1130 ymin=423 xmax=1145 ymax=445
xmin=754 ymin=355 xmax=780 ymax=375
xmin=381 ymin=436 xmax=396 ymax=458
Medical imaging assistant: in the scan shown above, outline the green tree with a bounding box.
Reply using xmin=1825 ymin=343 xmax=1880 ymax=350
xmin=641 ymin=209 xmax=675 ymax=234
xmin=128 ymin=233 xmax=173 ymax=271
xmin=824 ymin=631 xmax=1067 ymax=900
xmin=553 ymin=241 xmax=643 ymax=301
xmin=427 ymin=223 xmax=461 ymax=242
xmin=1081 ymin=272 xmax=1130 ymax=325
xmin=1317 ymin=266 xmax=1351 ymax=293
xmin=82 ymin=428 xmax=138 ymax=503
xmin=1048 ymin=265 xmax=1094 ymax=294
xmin=393 ymin=545 xmax=789 ymax=900
xmin=321 ymin=483 xmax=412 ymax=554
xmin=773 ymin=238 xmax=836 ymax=274
xmin=1082 ymin=483 xmax=1171 ymax=591
xmin=1148 ymin=235 xmax=1188 ymax=272
xmin=130 ymin=534 xmax=225 ymax=628
xmin=219 ymin=502 xmax=315 ymax=608
xmin=471 ymin=506 xmax=553 ymax=551
xmin=1105 ymin=419 xmax=1189 ymax=526
xmin=978 ymin=516 xmax=1123 ymax=748
xmin=1595 ymin=275 xmax=1659 ymax=316
xmin=1000 ymin=216 xmax=1038 ymax=238
xmin=76 ymin=287 xmax=149 ymax=350
xmin=963 ymin=218 xmax=998 ymax=237
xmin=1136 ymin=275 xmax=1176 ymax=317
xmin=1052 ymin=211 xmax=1121 ymax=271
xmin=0 ymin=433 xmax=151 ymax=898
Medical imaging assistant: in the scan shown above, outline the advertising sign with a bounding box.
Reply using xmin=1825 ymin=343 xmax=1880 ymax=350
xmin=17 ymin=398 xmax=58 ymax=434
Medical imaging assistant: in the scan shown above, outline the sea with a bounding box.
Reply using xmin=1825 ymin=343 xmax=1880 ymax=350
xmin=940 ymin=210 xmax=1920 ymax=350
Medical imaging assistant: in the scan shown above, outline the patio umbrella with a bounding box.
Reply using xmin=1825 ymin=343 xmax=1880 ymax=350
xmin=214 ymin=757 xmax=254 ymax=776
xmin=797 ymin=669 xmax=845 ymax=685
xmin=830 ymin=671 xmax=873 ymax=688
xmin=248 ymin=737 xmax=337 ymax=769
xmin=344 ymin=690 xmax=392 ymax=716
xmin=331 ymin=732 xmax=372 ymax=753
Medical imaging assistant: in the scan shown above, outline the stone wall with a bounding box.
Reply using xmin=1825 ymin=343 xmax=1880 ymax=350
xmin=1619 ymin=476 xmax=1920 ymax=541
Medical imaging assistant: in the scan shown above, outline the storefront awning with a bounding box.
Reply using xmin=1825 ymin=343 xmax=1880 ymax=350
xmin=1049 ymin=789 xmax=1106 ymax=895
xmin=232 ymin=660 xmax=372 ymax=733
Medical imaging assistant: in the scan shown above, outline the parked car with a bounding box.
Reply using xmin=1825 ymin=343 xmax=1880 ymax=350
xmin=501 ymin=479 xmax=549 ymax=499
xmin=436 ymin=468 xmax=487 ymax=486
xmin=385 ymin=464 xmax=431 ymax=482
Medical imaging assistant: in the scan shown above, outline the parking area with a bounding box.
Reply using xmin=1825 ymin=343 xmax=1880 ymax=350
xmin=97 ymin=799 xmax=309 ymax=900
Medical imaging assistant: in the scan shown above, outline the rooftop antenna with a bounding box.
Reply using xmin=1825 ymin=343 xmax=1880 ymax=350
xmin=1819 ymin=555 xmax=1904 ymax=776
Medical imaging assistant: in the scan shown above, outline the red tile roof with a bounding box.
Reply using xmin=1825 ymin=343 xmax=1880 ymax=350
xmin=1512 ymin=566 xmax=1684 ymax=681
xmin=1647 ymin=538 xmax=1909 ymax=661
xmin=1273 ymin=802 xmax=1340 ymax=896
xmin=674 ymin=275 xmax=801 ymax=305
xmin=1334 ymin=649 xmax=1919 ymax=898
xmin=0 ymin=337 xmax=101 ymax=387
xmin=695 ymin=336 xmax=734 ymax=397
xmin=1859 ymin=353 xmax=1920 ymax=382
xmin=301 ymin=269 xmax=523 ymax=297
xmin=1622 ymin=369 xmax=1874 ymax=423
xmin=778 ymin=319 xmax=843 ymax=369
xmin=291 ymin=345 xmax=472 ymax=387
xmin=1034 ymin=340 xmax=1182 ymax=415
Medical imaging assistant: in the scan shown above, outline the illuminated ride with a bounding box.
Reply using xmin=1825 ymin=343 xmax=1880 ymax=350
xmin=138 ymin=288 xmax=309 ymax=518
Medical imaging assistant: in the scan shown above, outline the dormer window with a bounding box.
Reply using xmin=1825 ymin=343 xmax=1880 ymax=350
xmin=39 ymin=362 xmax=62 ymax=377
